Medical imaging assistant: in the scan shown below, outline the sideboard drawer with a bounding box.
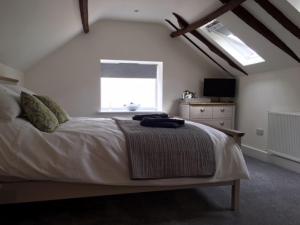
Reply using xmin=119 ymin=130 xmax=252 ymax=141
xmin=190 ymin=106 xmax=213 ymax=119
xmin=179 ymin=102 xmax=236 ymax=129
xmin=191 ymin=119 xmax=233 ymax=129
xmin=213 ymin=106 xmax=233 ymax=119
xmin=211 ymin=119 xmax=232 ymax=129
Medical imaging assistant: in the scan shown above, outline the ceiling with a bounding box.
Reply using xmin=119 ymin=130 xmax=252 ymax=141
xmin=0 ymin=0 xmax=299 ymax=74
xmin=0 ymin=0 xmax=221 ymax=71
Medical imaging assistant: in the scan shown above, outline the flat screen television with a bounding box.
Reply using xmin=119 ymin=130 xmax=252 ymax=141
xmin=203 ymin=78 xmax=236 ymax=97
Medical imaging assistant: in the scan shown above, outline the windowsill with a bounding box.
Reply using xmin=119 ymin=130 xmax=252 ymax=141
xmin=98 ymin=110 xmax=163 ymax=114
xmin=97 ymin=110 xmax=164 ymax=116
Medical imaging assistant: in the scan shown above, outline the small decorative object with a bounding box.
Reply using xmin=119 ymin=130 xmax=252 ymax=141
xmin=182 ymin=90 xmax=195 ymax=99
xmin=124 ymin=102 xmax=140 ymax=111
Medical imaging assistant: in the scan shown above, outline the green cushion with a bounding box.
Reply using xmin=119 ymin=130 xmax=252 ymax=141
xmin=34 ymin=95 xmax=69 ymax=124
xmin=20 ymin=92 xmax=59 ymax=133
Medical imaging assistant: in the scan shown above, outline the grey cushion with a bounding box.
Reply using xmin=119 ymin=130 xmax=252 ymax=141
xmin=20 ymin=92 xmax=59 ymax=133
xmin=34 ymin=95 xmax=69 ymax=124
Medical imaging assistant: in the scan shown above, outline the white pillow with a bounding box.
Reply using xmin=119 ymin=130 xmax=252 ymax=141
xmin=2 ymin=84 xmax=35 ymax=95
xmin=0 ymin=85 xmax=21 ymax=121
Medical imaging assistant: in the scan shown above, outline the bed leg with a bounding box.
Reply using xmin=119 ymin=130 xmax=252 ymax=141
xmin=231 ymin=179 xmax=240 ymax=211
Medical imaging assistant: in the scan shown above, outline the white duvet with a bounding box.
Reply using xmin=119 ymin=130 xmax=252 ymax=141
xmin=0 ymin=117 xmax=249 ymax=186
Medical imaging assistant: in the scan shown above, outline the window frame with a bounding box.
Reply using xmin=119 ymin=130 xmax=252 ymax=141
xmin=200 ymin=20 xmax=265 ymax=66
xmin=99 ymin=59 xmax=163 ymax=113
xmin=287 ymin=0 xmax=300 ymax=12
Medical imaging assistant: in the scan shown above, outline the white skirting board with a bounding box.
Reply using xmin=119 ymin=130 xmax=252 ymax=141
xmin=241 ymin=144 xmax=300 ymax=174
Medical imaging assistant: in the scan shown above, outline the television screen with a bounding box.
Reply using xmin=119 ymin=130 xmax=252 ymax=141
xmin=203 ymin=78 xmax=236 ymax=97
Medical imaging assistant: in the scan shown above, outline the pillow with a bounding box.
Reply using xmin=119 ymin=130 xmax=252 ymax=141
xmin=20 ymin=92 xmax=59 ymax=132
xmin=0 ymin=83 xmax=35 ymax=105
xmin=3 ymin=84 xmax=35 ymax=95
xmin=34 ymin=95 xmax=69 ymax=124
xmin=0 ymin=85 xmax=21 ymax=121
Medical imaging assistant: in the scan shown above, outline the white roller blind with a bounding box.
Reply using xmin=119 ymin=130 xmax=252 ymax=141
xmin=101 ymin=63 xmax=157 ymax=78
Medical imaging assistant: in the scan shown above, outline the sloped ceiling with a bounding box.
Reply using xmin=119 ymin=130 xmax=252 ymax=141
xmin=0 ymin=0 xmax=299 ymax=75
xmin=0 ymin=0 xmax=220 ymax=71
xmin=167 ymin=0 xmax=300 ymax=76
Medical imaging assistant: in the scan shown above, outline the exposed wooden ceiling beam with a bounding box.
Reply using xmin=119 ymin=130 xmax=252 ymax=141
xmin=79 ymin=0 xmax=89 ymax=33
xmin=171 ymin=0 xmax=246 ymax=38
xmin=172 ymin=13 xmax=248 ymax=75
xmin=165 ymin=19 xmax=232 ymax=75
xmin=254 ymin=0 xmax=300 ymax=39
xmin=220 ymin=0 xmax=300 ymax=63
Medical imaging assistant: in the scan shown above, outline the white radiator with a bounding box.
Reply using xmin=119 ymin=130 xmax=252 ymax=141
xmin=268 ymin=112 xmax=300 ymax=163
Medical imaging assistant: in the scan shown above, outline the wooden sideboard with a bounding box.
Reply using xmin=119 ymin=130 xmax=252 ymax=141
xmin=179 ymin=102 xmax=236 ymax=129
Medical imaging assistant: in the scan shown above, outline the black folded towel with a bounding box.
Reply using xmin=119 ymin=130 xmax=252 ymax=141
xmin=140 ymin=118 xmax=185 ymax=128
xmin=132 ymin=113 xmax=169 ymax=121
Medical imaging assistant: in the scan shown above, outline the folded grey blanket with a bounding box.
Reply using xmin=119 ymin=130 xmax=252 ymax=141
xmin=114 ymin=119 xmax=215 ymax=179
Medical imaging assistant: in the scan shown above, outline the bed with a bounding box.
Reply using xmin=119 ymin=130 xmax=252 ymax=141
xmin=0 ymin=77 xmax=249 ymax=210
xmin=0 ymin=117 xmax=249 ymax=209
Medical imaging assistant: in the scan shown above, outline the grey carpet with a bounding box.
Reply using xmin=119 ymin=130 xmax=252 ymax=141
xmin=1 ymin=156 xmax=300 ymax=225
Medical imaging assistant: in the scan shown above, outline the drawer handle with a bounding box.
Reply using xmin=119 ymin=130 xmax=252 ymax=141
xmin=200 ymin=108 xmax=205 ymax=112
xmin=220 ymin=121 xmax=225 ymax=126
xmin=220 ymin=108 xmax=225 ymax=112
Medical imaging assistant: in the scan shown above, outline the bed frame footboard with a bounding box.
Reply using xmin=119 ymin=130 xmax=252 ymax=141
xmin=200 ymin=122 xmax=245 ymax=147
xmin=0 ymin=122 xmax=243 ymax=209
xmin=231 ymin=179 xmax=240 ymax=211
xmin=0 ymin=179 xmax=241 ymax=210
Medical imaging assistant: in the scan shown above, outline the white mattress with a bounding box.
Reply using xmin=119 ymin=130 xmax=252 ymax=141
xmin=0 ymin=117 xmax=249 ymax=186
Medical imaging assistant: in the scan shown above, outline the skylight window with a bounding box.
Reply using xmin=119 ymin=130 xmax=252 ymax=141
xmin=287 ymin=0 xmax=300 ymax=12
xmin=201 ymin=20 xmax=265 ymax=66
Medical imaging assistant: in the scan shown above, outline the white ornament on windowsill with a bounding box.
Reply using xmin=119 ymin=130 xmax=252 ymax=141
xmin=124 ymin=102 xmax=140 ymax=111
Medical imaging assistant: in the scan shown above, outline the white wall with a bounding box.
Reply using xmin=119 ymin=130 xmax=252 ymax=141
xmin=0 ymin=62 xmax=24 ymax=84
xmin=25 ymin=20 xmax=223 ymax=117
xmin=237 ymin=66 xmax=300 ymax=151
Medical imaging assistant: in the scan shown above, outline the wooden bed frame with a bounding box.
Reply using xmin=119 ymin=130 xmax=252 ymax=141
xmin=0 ymin=124 xmax=244 ymax=211
xmin=0 ymin=77 xmax=245 ymax=210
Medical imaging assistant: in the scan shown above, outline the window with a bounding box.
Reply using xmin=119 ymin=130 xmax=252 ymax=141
xmin=287 ymin=0 xmax=300 ymax=12
xmin=100 ymin=60 xmax=163 ymax=112
xmin=201 ymin=20 xmax=265 ymax=66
